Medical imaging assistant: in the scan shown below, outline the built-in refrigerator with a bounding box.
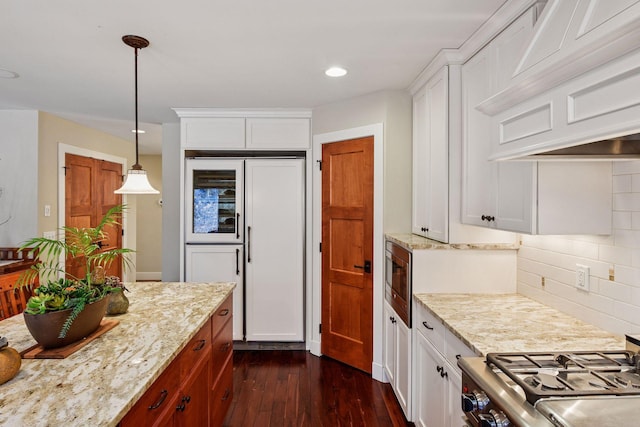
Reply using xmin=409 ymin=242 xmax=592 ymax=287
xmin=184 ymin=157 xmax=304 ymax=342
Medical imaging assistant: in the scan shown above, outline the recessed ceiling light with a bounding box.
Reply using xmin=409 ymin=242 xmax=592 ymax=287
xmin=325 ymin=67 xmax=347 ymax=77
xmin=131 ymin=129 xmax=146 ymax=134
xmin=0 ymin=69 xmax=19 ymax=79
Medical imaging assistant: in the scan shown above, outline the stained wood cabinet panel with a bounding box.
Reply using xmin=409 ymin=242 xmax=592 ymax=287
xmin=121 ymin=294 xmax=233 ymax=427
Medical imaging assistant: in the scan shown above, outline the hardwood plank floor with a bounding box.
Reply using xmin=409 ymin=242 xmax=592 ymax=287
xmin=223 ymin=350 xmax=411 ymax=427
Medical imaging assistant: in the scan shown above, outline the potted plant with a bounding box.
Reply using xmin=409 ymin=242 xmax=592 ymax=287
xmin=18 ymin=205 xmax=133 ymax=348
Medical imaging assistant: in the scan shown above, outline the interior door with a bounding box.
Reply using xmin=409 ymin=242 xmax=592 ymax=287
xmin=245 ymin=158 xmax=304 ymax=341
xmin=65 ymin=153 xmax=123 ymax=280
xmin=321 ymin=136 xmax=374 ymax=373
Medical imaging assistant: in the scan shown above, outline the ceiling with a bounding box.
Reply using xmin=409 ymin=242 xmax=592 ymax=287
xmin=0 ymin=0 xmax=507 ymax=154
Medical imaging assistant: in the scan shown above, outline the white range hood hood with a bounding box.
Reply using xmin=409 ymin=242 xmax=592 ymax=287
xmin=478 ymin=0 xmax=640 ymax=160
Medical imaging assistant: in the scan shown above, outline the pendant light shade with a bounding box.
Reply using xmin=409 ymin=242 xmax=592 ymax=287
xmin=115 ymin=35 xmax=159 ymax=195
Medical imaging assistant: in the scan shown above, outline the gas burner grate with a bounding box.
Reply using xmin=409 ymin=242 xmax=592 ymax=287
xmin=487 ymin=350 xmax=640 ymax=405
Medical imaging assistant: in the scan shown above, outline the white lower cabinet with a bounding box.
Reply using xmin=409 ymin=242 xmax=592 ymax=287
xmin=413 ymin=302 xmax=473 ymax=427
xmin=383 ymin=301 xmax=411 ymax=419
xmin=185 ymin=244 xmax=244 ymax=341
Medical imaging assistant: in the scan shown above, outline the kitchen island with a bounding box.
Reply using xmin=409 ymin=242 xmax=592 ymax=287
xmin=414 ymin=293 xmax=625 ymax=355
xmin=0 ymin=281 xmax=235 ymax=427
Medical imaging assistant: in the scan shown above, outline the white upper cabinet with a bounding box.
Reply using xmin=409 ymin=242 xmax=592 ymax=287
xmin=412 ymin=67 xmax=448 ymax=242
xmin=245 ymin=118 xmax=310 ymax=150
xmin=462 ymin=4 xmax=613 ymax=235
xmin=174 ymin=109 xmax=311 ymax=150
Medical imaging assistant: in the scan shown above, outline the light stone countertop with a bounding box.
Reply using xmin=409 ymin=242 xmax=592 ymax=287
xmin=414 ymin=293 xmax=626 ymax=356
xmin=386 ymin=233 xmax=519 ymax=251
xmin=0 ymin=281 xmax=235 ymax=427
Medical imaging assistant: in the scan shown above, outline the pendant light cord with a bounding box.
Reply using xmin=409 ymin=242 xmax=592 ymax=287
xmin=133 ymin=46 xmax=141 ymax=170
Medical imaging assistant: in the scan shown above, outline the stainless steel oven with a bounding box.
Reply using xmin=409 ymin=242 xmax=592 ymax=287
xmin=385 ymin=241 xmax=411 ymax=327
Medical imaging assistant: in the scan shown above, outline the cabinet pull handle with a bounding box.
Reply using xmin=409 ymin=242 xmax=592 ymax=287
xmin=436 ymin=365 xmax=442 ymax=373
xmin=148 ymin=389 xmax=168 ymax=410
xmin=441 ymin=370 xmax=448 ymax=379
xmin=481 ymin=214 xmax=495 ymax=222
xmin=219 ymin=308 xmax=230 ymax=317
xmin=422 ymin=321 xmax=434 ymax=330
xmin=221 ymin=342 xmax=232 ymax=352
xmin=193 ymin=339 xmax=206 ymax=351
xmin=235 ymin=248 xmax=240 ymax=275
xmin=456 ymin=354 xmax=461 ymax=360
xmin=176 ymin=403 xmax=186 ymax=412
xmin=222 ymin=388 xmax=231 ymax=401
xmin=236 ymin=213 xmax=240 ymax=238
xmin=247 ymin=226 xmax=252 ymax=263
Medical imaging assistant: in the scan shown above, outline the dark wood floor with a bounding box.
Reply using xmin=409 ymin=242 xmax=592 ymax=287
xmin=223 ymin=350 xmax=410 ymax=427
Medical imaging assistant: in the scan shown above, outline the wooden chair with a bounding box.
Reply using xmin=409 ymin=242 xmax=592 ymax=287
xmin=0 ymin=247 xmax=39 ymax=320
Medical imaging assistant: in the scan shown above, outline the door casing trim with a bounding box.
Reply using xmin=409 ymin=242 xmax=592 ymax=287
xmin=311 ymin=123 xmax=384 ymax=381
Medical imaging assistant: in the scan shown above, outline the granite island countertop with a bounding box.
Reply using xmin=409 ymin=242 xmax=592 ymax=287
xmin=0 ymin=281 xmax=235 ymax=427
xmin=414 ymin=293 xmax=625 ymax=356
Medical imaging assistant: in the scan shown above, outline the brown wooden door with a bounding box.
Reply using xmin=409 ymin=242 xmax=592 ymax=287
xmin=321 ymin=136 xmax=374 ymax=373
xmin=65 ymin=153 xmax=123 ymax=280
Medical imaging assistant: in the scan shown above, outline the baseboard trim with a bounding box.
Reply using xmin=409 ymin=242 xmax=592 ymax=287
xmin=136 ymin=272 xmax=162 ymax=281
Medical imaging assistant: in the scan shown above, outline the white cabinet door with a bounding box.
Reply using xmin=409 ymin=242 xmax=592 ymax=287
xmin=412 ymin=66 xmax=449 ymax=242
xmin=181 ymin=118 xmax=245 ymax=149
xmin=395 ymin=317 xmax=412 ymax=418
xmin=245 ymin=159 xmax=304 ymax=341
xmin=414 ymin=330 xmax=446 ymax=427
xmin=383 ymin=302 xmax=396 ymax=385
xmin=185 ymin=245 xmax=244 ymax=341
xmin=245 ymin=118 xmax=310 ymax=150
xmin=495 ymin=161 xmax=536 ymax=233
xmin=446 ymin=367 xmax=464 ymax=427
xmin=461 ymin=46 xmax=495 ymax=228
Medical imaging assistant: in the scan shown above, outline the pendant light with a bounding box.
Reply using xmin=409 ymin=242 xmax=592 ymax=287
xmin=115 ymin=35 xmax=159 ymax=195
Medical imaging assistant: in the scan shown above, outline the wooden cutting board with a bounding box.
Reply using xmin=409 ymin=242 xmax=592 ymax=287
xmin=21 ymin=319 xmax=119 ymax=359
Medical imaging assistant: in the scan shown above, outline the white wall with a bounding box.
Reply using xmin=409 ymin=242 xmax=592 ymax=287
xmin=136 ymin=154 xmax=163 ymax=280
xmin=161 ymin=122 xmax=181 ymax=282
xmin=518 ymin=160 xmax=640 ymax=335
xmin=0 ymin=110 xmax=38 ymax=246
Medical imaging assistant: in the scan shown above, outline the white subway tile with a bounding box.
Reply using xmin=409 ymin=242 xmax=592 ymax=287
xmin=597 ymin=278 xmax=633 ymax=301
xmin=615 ymin=265 xmax=640 ymax=287
xmin=611 ymin=300 xmax=640 ymax=325
xmin=633 ymin=249 xmax=640 ymax=268
xmin=614 ymin=229 xmax=640 ymax=248
xmin=613 ymin=193 xmax=640 ymax=211
xmin=632 ymin=212 xmax=640 ymax=230
xmin=613 ymin=174 xmax=632 ymax=193
xmin=599 ymin=244 xmax=632 ymax=265
xmin=613 ymin=161 xmax=640 ymax=175
xmin=613 ymin=211 xmax=632 ymax=230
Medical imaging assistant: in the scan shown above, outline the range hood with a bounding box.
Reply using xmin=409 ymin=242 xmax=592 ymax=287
xmin=528 ymin=135 xmax=640 ymax=159
xmin=480 ymin=0 xmax=640 ymax=160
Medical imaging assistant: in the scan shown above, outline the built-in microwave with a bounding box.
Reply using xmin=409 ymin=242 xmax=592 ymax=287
xmin=385 ymin=241 xmax=411 ymax=327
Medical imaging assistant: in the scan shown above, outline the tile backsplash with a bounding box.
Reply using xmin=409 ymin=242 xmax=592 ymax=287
xmin=518 ymin=160 xmax=640 ymax=336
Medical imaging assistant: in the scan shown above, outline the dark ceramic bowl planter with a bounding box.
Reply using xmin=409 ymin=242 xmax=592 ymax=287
xmin=23 ymin=296 xmax=109 ymax=349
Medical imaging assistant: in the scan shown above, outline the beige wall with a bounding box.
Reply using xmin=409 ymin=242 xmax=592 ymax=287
xmin=136 ymin=154 xmax=163 ymax=280
xmin=37 ymin=112 xmax=138 ymax=278
xmin=312 ymin=89 xmax=413 ymax=232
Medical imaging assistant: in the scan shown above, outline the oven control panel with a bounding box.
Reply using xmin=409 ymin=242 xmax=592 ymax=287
xmin=462 ymin=375 xmax=512 ymax=427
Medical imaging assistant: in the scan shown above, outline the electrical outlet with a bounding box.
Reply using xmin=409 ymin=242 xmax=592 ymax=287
xmin=44 ymin=205 xmax=51 ymax=217
xmin=576 ymin=264 xmax=590 ymax=292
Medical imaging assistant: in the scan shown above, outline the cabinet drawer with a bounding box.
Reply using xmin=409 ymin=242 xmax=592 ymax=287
xmin=211 ymin=295 xmax=232 ymax=338
xmin=414 ymin=302 xmax=445 ymax=353
xmin=210 ymin=357 xmax=233 ymax=427
xmin=445 ymin=329 xmax=476 ymax=373
xmin=211 ymin=317 xmax=233 ymax=382
xmin=181 ymin=117 xmax=245 ymax=149
xmin=120 ymin=360 xmax=180 ymax=426
xmin=245 ymin=118 xmax=310 ymax=149
xmin=180 ymin=318 xmax=212 ymax=380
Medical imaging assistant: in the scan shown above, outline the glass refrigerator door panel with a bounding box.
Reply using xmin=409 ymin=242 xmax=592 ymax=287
xmin=186 ymin=159 xmax=243 ymax=243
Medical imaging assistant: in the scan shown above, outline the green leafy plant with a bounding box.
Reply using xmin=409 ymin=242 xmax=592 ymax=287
xmin=18 ymin=205 xmax=134 ymax=338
